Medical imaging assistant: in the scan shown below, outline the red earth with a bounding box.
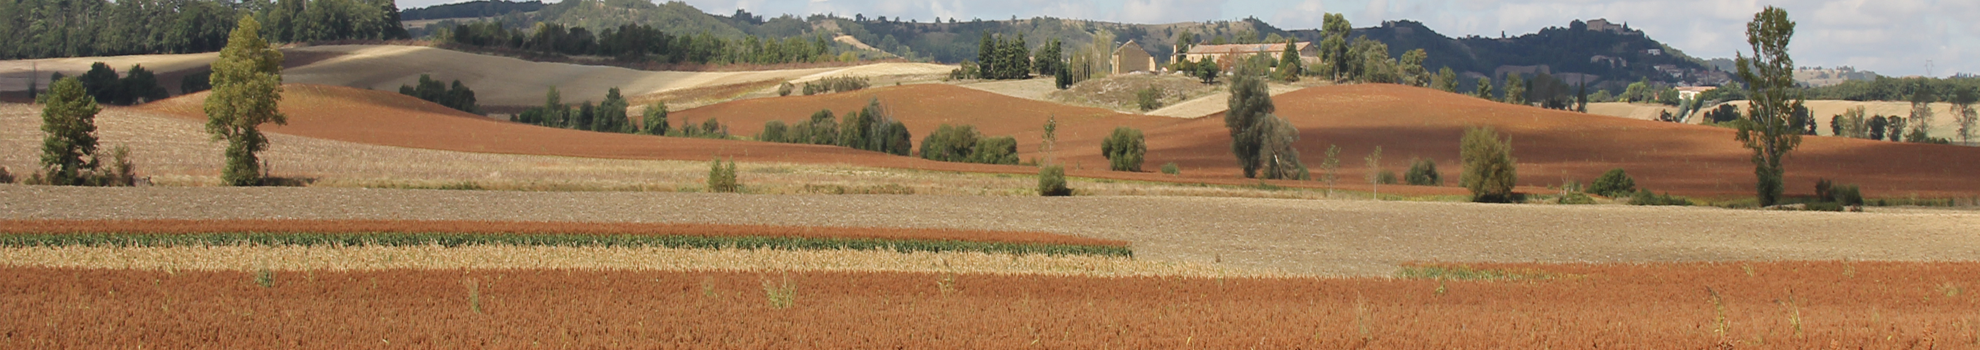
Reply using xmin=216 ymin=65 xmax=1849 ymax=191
xmin=139 ymin=83 xmax=1980 ymax=198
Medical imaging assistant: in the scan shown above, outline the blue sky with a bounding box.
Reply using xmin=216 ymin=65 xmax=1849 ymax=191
xmin=400 ymin=0 xmax=1978 ymax=77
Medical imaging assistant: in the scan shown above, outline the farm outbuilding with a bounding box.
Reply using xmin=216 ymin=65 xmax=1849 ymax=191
xmin=1111 ymin=40 xmax=1157 ymax=75
xmin=1183 ymin=42 xmax=1317 ymax=65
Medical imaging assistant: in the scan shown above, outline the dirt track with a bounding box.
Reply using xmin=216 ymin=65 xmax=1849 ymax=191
xmin=7 ymin=186 xmax=1978 ymax=276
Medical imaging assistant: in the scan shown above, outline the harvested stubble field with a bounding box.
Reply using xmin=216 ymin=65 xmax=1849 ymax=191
xmin=0 ymin=219 xmax=1125 ymax=247
xmin=3 ymin=261 xmax=1976 ymax=348
xmin=9 ymin=186 xmax=1980 ymax=276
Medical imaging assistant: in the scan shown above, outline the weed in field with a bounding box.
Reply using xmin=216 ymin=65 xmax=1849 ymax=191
xmin=252 ymin=269 xmax=275 ymax=288
xmin=700 ymin=276 xmax=718 ymax=299
xmin=1778 ymin=291 xmax=1802 ymax=337
xmin=762 ymin=275 xmax=796 ymax=309
xmin=1741 ymin=264 xmax=1756 ymax=277
xmin=1707 ymin=287 xmax=1730 ymax=345
xmin=1942 ymin=282 xmax=1963 ymax=297
xmin=936 ymin=273 xmax=958 ymax=296
xmin=465 ymin=278 xmax=481 ymax=314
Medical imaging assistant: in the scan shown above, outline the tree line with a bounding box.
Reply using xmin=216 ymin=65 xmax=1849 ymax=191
xmin=0 ymin=0 xmax=408 ymax=59
xmin=753 ymin=99 xmax=913 ymax=156
xmin=439 ymin=21 xmax=839 ymax=66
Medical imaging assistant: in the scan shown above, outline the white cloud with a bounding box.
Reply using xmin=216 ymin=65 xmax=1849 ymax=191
xmin=1121 ymin=0 xmax=1227 ymax=24
xmin=1270 ymin=0 xmax=1329 ymax=28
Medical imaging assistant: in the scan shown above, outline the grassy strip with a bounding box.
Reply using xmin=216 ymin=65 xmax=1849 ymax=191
xmin=0 ymin=232 xmax=1131 ymax=257
xmin=1394 ymin=264 xmax=1560 ymax=281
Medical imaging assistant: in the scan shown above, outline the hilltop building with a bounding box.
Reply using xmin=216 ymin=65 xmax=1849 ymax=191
xmin=1111 ymin=40 xmax=1157 ymax=75
xmin=1182 ymin=42 xmax=1316 ymax=66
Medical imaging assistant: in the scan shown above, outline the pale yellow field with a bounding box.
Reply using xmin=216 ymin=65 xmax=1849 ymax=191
xmin=0 ymin=44 xmax=956 ymax=106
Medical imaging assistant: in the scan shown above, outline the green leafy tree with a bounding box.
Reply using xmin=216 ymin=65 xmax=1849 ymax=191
xmin=1256 ymin=115 xmax=1305 ymax=180
xmin=1398 ymin=49 xmax=1429 ymax=87
xmin=1101 ymin=126 xmax=1146 ymax=172
xmin=203 ymin=15 xmax=288 ymax=186
xmin=1588 ymin=168 xmax=1637 ymax=197
xmin=1434 ymin=67 xmax=1458 ymax=92
xmin=1226 ymin=59 xmax=1275 ymax=178
xmin=1907 ymin=83 xmax=1936 ymax=140
xmin=596 ymin=87 xmax=630 ymax=133
xmin=1953 ymin=87 xmax=1979 ymax=144
xmin=1363 ymin=146 xmax=1383 ymax=198
xmin=1732 ymin=6 xmax=1803 ymax=207
xmin=1461 ymin=127 xmax=1518 ymax=203
xmin=1403 ymin=158 xmax=1441 ymax=186
xmin=642 ymin=102 xmax=669 ymax=135
xmin=1276 ymin=38 xmax=1301 ymax=82
xmin=121 ymin=65 xmax=169 ymax=104
xmin=1502 ymin=73 xmax=1526 ymax=105
xmin=1474 ymin=77 xmax=1494 ymax=100
xmin=1320 ymin=13 xmax=1351 ymax=82
xmin=39 ymin=77 xmax=101 ymax=185
xmin=79 ymin=63 xmax=123 ymax=105
xmin=1318 ymin=145 xmax=1341 ymax=197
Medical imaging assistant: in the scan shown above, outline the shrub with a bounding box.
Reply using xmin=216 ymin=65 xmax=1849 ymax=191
xmin=757 ymin=120 xmax=790 ymax=143
xmin=969 ymin=136 xmax=1019 ymax=165
xmin=1588 ymin=168 xmax=1636 ymax=197
xmin=0 ymin=166 xmax=14 ymax=184
xmin=1403 ymin=157 xmax=1441 ymax=186
xmin=180 ymin=70 xmax=212 ymax=94
xmin=836 ymin=99 xmax=911 ymax=156
xmin=1460 ymin=127 xmax=1518 ymax=203
xmin=803 ymin=76 xmax=870 ymax=95
xmin=642 ymin=102 xmax=669 ymax=135
xmin=1037 ymin=165 xmax=1071 ymax=196
xmin=1816 ymin=179 xmax=1864 ymax=207
xmin=1628 ymin=189 xmax=1692 ymax=206
xmin=919 ymin=124 xmax=981 ymax=162
xmin=398 ymin=74 xmax=481 ymax=114
xmin=706 ymin=158 xmax=739 ymax=193
xmin=1160 ymin=162 xmax=1179 ymax=175
xmin=1556 ymin=192 xmax=1596 ymax=205
xmin=1376 ymin=170 xmax=1398 ymax=185
xmin=1101 ymin=127 xmax=1146 ymax=171
xmin=1136 ymin=87 xmax=1164 ymax=111
xmin=777 ymin=82 xmax=795 ymax=96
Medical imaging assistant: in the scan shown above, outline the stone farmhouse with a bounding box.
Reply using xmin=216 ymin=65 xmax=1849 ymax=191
xmin=1182 ymin=42 xmax=1318 ymax=66
xmin=1111 ymin=40 xmax=1157 ymax=75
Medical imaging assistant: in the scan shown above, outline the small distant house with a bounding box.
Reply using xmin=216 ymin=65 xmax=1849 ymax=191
xmin=1675 ymin=86 xmax=1716 ymax=100
xmin=1111 ymin=40 xmax=1157 ymax=75
xmin=1183 ymin=42 xmax=1317 ymax=66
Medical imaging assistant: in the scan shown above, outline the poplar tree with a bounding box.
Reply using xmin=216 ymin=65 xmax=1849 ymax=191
xmin=1732 ymin=6 xmax=1802 ymax=206
xmin=203 ymin=15 xmax=287 ymax=186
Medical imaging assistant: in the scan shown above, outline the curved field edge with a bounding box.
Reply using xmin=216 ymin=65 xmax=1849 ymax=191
xmin=0 ymin=219 xmax=1126 ymax=247
xmin=2 ymin=261 xmax=1974 ymax=347
xmin=0 ymin=245 xmax=1202 ymax=276
xmin=0 ymin=232 xmax=1127 ymax=257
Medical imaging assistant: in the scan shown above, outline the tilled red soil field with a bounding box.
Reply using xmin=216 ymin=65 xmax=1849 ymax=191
xmin=3 ymin=261 xmax=1974 ymax=348
xmin=136 ymin=83 xmax=1980 ymax=198
xmin=0 ymin=219 xmax=1124 ymax=247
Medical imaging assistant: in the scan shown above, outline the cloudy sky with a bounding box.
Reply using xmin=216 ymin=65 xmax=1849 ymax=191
xmin=403 ymin=0 xmax=1976 ymax=77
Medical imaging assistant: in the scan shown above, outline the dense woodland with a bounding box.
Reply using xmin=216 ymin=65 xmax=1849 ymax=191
xmin=0 ymin=0 xmax=409 ymax=59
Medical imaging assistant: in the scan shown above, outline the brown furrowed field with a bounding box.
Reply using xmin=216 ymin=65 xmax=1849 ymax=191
xmin=0 ymin=219 xmax=1125 ymax=247
xmin=3 ymin=261 xmax=1975 ymax=348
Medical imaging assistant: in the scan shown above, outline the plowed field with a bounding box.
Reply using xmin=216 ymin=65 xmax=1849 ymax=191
xmin=3 ymin=261 xmax=1974 ymax=348
xmin=136 ymin=83 xmax=1980 ymax=198
xmin=0 ymin=219 xmax=1124 ymax=247
xmin=136 ymin=84 xmax=1448 ymax=194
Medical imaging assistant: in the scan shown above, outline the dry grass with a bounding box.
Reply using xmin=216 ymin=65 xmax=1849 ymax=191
xmin=3 ymin=261 xmax=1978 ymax=347
xmin=10 ymin=186 xmax=1980 ymax=276
xmin=0 ymin=245 xmax=1261 ymax=277
xmin=1046 ymin=74 xmax=1217 ymax=113
xmin=0 ymin=219 xmax=1127 ymax=247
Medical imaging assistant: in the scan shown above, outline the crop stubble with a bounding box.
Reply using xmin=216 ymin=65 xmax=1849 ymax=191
xmin=1 ymin=261 xmax=1975 ymax=348
xmin=0 ymin=219 xmax=1125 ymax=247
